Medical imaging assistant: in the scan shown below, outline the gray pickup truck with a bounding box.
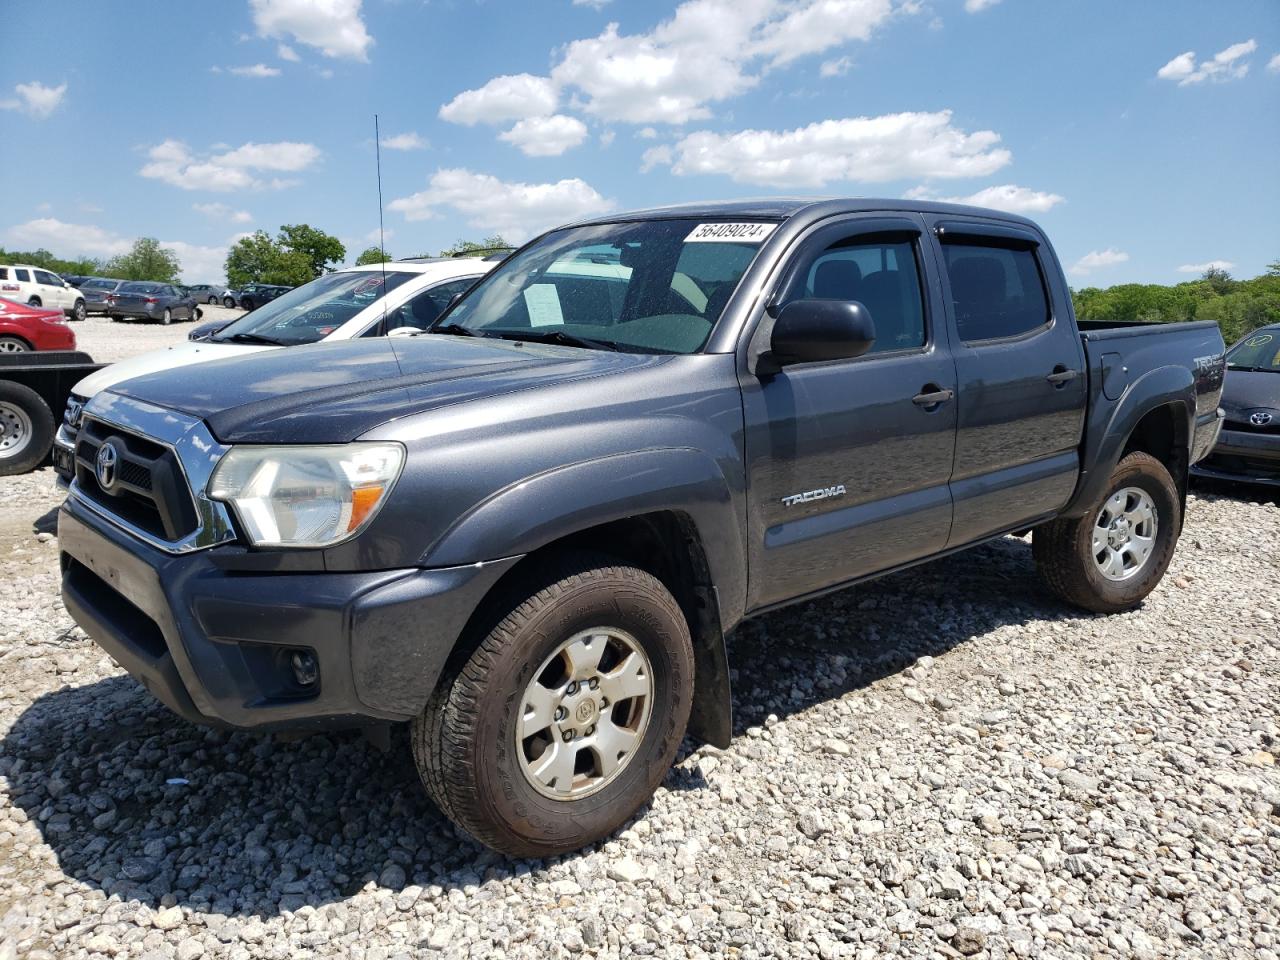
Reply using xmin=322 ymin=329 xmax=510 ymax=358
xmin=58 ymin=199 xmax=1225 ymax=856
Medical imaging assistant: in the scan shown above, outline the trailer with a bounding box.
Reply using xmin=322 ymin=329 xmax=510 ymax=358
xmin=0 ymin=351 xmax=102 ymax=476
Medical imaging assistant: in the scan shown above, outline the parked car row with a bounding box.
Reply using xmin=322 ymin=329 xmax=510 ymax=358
xmin=222 ymin=282 xmax=293 ymax=310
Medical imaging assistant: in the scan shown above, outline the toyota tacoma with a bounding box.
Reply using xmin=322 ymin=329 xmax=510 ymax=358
xmin=58 ymin=199 xmax=1226 ymax=856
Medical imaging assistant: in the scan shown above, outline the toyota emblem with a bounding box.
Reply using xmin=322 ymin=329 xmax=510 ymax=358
xmin=95 ymin=442 xmax=119 ymax=491
xmin=1250 ymin=411 xmax=1274 ymax=426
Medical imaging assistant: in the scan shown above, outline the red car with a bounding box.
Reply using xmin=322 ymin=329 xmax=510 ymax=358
xmin=0 ymin=296 xmax=76 ymax=352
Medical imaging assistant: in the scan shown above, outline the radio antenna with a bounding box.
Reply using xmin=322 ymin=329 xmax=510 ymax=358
xmin=374 ymin=114 xmax=389 ymax=331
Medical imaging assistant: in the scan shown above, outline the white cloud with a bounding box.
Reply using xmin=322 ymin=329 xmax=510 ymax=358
xmin=1070 ymin=249 xmax=1129 ymax=276
xmin=1177 ymin=260 xmax=1234 ymax=274
xmin=1268 ymin=52 xmax=1280 ymax=74
xmin=363 ymin=227 xmax=394 ymax=244
xmin=140 ymin=140 xmax=321 ymax=191
xmin=640 ymin=144 xmax=674 ymax=172
xmin=1157 ymin=39 xmax=1256 ymax=85
xmin=249 ymin=0 xmax=373 ymax=61
xmin=162 ymin=240 xmax=233 ymax=283
xmin=0 ymin=80 xmax=68 ymax=119
xmin=438 ymin=74 xmax=558 ymax=125
xmin=654 ymin=110 xmax=1011 ymax=187
xmin=228 ymin=63 xmax=282 ymax=77
xmin=820 ymin=56 xmax=852 ymax=77
xmin=573 ymin=0 xmax=613 ymax=7
xmin=964 ymin=0 xmax=1002 ymax=11
xmin=193 ymin=202 xmax=254 ymax=223
xmin=904 ymin=183 xmax=1065 ymax=213
xmin=444 ymin=0 xmax=897 ymax=128
xmin=277 ymin=43 xmax=300 ymax=61
xmin=599 ymin=129 xmax=616 ymax=147
xmin=387 ymin=168 xmax=611 ymax=242
xmin=380 ymin=131 xmax=428 ymax=151
xmin=499 ymin=114 xmax=589 ymax=156
xmin=4 ymin=218 xmax=131 ymax=259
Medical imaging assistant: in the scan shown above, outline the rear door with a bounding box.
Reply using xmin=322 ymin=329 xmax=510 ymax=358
xmin=741 ymin=215 xmax=958 ymax=609
xmin=923 ymin=217 xmax=1087 ymax=546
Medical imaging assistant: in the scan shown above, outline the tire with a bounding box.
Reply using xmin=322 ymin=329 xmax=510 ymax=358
xmin=27 ymin=297 xmax=41 ymax=307
xmin=412 ymin=553 xmax=695 ymax=857
xmin=72 ymin=299 xmax=86 ymax=322
xmin=160 ymin=308 xmax=172 ymax=325
xmin=193 ymin=306 xmax=203 ymax=321
xmin=1033 ymin=451 xmax=1181 ymax=614
xmin=241 ymin=298 xmax=255 ymax=312
xmin=0 ymin=336 xmax=31 ymax=353
xmin=0 ymin=382 xmax=54 ymax=476
xmin=223 ymin=297 xmax=235 ymax=308
xmin=207 ymin=295 xmax=218 ymax=305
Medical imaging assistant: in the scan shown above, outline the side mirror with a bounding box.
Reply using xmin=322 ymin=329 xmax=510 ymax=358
xmin=386 ymin=326 xmax=420 ymax=338
xmin=769 ymin=299 xmax=875 ymax=367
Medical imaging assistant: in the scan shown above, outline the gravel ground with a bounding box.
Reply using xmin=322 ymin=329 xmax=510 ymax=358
xmin=69 ymin=305 xmax=240 ymax=363
xmin=0 ymin=466 xmax=1276 ymax=960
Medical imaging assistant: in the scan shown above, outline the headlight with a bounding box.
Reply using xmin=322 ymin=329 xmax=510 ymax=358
xmin=208 ymin=442 xmax=405 ymax=547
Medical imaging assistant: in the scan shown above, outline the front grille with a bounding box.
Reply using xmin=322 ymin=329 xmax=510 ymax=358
xmin=74 ymin=417 xmax=199 ymax=541
xmin=1225 ymin=418 xmax=1279 ymax=436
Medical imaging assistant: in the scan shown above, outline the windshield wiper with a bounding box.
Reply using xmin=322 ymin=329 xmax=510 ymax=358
xmin=428 ymin=322 xmax=481 ymax=338
xmin=1227 ymin=364 xmax=1270 ymax=373
xmin=490 ymin=329 xmax=621 ymax=352
xmin=217 ymin=332 xmax=287 ymax=346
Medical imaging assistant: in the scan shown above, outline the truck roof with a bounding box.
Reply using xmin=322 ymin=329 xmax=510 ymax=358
xmin=569 ymin=197 xmax=1040 ymax=230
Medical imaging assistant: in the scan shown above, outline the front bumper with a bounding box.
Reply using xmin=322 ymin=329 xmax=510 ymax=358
xmin=1191 ymin=427 xmax=1280 ymax=486
xmin=59 ymin=495 xmax=519 ymax=731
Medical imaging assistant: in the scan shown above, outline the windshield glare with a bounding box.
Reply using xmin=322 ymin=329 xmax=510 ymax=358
xmin=1227 ymin=329 xmax=1280 ymax=371
xmin=437 ymin=219 xmax=770 ymax=354
xmin=213 ymin=270 xmax=415 ymax=345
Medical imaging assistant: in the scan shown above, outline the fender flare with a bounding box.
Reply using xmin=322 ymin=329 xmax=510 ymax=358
xmin=1063 ymin=364 xmax=1194 ymax=517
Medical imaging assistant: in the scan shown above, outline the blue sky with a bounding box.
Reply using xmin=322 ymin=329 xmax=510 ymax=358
xmin=1 ymin=0 xmax=1276 ymax=285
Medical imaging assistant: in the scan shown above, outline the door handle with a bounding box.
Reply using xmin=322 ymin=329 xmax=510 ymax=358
xmin=912 ymin=386 xmax=955 ymax=408
xmin=1046 ymin=366 xmax=1080 ymax=386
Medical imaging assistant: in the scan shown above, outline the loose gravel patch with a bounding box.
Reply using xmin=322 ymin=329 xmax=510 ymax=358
xmin=69 ymin=305 xmax=239 ymax=363
xmin=0 ymin=470 xmax=1276 ymax=959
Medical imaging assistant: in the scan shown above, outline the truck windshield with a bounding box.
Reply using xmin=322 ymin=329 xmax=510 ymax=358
xmin=433 ymin=218 xmax=773 ymax=354
xmin=1227 ymin=329 xmax=1280 ymax=372
xmin=213 ymin=270 xmax=416 ymax=346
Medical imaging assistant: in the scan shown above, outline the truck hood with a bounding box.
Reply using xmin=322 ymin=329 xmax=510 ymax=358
xmin=105 ymin=335 xmax=660 ymax=443
xmin=73 ymin=340 xmax=273 ymax=398
xmin=1221 ymin=368 xmax=1280 ymax=416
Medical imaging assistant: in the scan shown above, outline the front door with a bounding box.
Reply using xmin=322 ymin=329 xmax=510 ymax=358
xmin=925 ymin=219 xmax=1087 ymax=546
xmin=741 ymin=216 xmax=958 ymax=610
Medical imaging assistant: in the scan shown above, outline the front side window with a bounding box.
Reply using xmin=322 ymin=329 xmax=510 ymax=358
xmin=437 ymin=218 xmax=771 ymax=354
xmin=386 ymin=277 xmax=479 ymax=332
xmin=212 ymin=270 xmax=416 ymax=345
xmin=36 ymin=270 xmax=61 ymax=286
xmin=782 ymin=237 xmax=926 ymax=354
xmin=943 ymin=243 xmax=1050 ymax=343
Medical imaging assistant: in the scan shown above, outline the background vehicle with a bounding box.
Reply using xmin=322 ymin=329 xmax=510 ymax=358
xmin=0 ymin=264 xmax=86 ymax=320
xmin=0 ymin=350 xmax=100 ymax=475
xmin=57 ymin=199 xmax=1225 ymax=857
xmin=59 ymin=274 xmax=91 ymax=288
xmin=79 ymin=278 xmax=125 ymax=316
xmin=53 ymin=257 xmax=492 ymax=477
xmin=0 ymin=297 xmax=76 ymax=352
xmin=107 ymin=282 xmax=200 ymax=324
xmin=188 ymin=316 xmax=231 ymax=341
xmin=1192 ymin=323 xmax=1280 ymax=486
xmin=235 ymin=283 xmax=292 ymax=311
xmin=186 ymin=283 xmax=226 ymax=304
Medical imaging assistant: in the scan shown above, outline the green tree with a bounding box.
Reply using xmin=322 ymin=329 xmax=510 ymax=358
xmin=104 ymin=238 xmax=182 ymax=282
xmin=438 ymin=234 xmax=509 ymax=258
xmin=1201 ymin=266 xmax=1235 ymax=295
xmin=0 ymin=246 xmax=106 ymax=276
xmin=278 ymin=223 xmax=346 ymax=278
xmin=355 ymin=245 xmax=393 ymax=266
xmin=224 ymin=231 xmax=314 ymax=288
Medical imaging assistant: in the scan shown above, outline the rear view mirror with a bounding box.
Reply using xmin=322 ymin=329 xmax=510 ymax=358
xmin=769 ymin=299 xmax=876 ymax=367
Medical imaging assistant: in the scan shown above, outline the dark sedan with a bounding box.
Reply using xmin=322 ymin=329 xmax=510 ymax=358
xmin=229 ymin=282 xmax=291 ymax=311
xmin=78 ymin=278 xmax=125 ymax=315
xmin=1192 ymin=323 xmax=1280 ymax=486
xmin=107 ymin=281 xmax=201 ymax=325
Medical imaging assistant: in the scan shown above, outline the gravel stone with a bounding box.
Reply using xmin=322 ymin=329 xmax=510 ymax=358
xmin=0 ymin=445 xmax=1276 ymax=960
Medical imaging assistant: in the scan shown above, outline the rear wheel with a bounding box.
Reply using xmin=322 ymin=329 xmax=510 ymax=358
xmin=1033 ymin=451 xmax=1180 ymax=613
xmin=241 ymin=298 xmax=255 ymax=311
xmin=160 ymin=308 xmax=172 ymax=325
xmin=0 ymin=382 xmax=54 ymax=476
xmin=412 ymin=554 xmax=695 ymax=857
xmin=72 ymin=299 xmax=86 ymax=321
xmin=27 ymin=297 xmax=41 ymax=307
xmin=0 ymin=337 xmax=30 ymax=353
xmin=223 ymin=296 xmax=235 ymax=308
xmin=207 ymin=295 xmax=218 ymax=305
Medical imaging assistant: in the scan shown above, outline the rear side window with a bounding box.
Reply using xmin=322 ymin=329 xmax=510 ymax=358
xmin=785 ymin=237 xmax=926 ymax=354
xmin=943 ymin=244 xmax=1050 ymax=343
xmin=0 ymin=269 xmax=7 ymax=280
xmin=15 ymin=269 xmax=30 ymax=282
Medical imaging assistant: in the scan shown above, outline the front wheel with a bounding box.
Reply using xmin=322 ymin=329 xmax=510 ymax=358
xmin=207 ymin=295 xmax=218 ymax=305
xmin=412 ymin=554 xmax=694 ymax=857
xmin=72 ymin=299 xmax=86 ymax=322
xmin=223 ymin=297 xmax=235 ymax=308
xmin=1033 ymin=451 xmax=1181 ymax=614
